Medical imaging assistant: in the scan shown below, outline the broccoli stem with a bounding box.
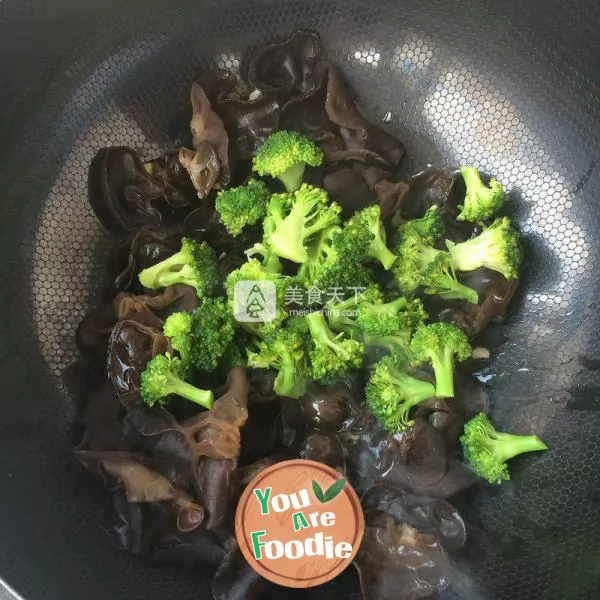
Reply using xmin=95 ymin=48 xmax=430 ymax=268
xmin=139 ymin=252 xmax=187 ymax=289
xmin=278 ymin=162 xmax=306 ymax=193
xmin=306 ymin=311 xmax=339 ymax=350
xmin=491 ymin=432 xmax=548 ymax=463
xmin=437 ymin=278 xmax=479 ymax=304
xmin=430 ymin=347 xmax=457 ymax=398
xmin=370 ymin=236 xmax=397 ymax=270
xmin=164 ymin=372 xmax=214 ymax=409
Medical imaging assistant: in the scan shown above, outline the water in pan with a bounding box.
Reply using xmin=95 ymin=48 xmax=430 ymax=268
xmin=19 ymin=0 xmax=600 ymax=597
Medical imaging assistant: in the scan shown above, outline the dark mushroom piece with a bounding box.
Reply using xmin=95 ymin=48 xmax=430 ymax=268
xmin=113 ymin=228 xmax=183 ymax=292
xmin=189 ymin=82 xmax=230 ymax=187
xmin=107 ymin=320 xmax=170 ymax=407
xmin=428 ymin=268 xmax=520 ymax=339
xmin=88 ymin=147 xmax=166 ymax=234
xmin=127 ymin=368 xmax=249 ymax=531
xmin=199 ymin=69 xmax=281 ymax=161
xmin=362 ymin=484 xmax=467 ymax=551
xmin=324 ymin=67 xmax=405 ymax=170
xmin=75 ymin=451 xmax=205 ymax=532
xmin=354 ymin=510 xmax=450 ymax=600
xmin=301 ymin=381 xmax=356 ymax=433
xmin=179 ymin=142 xmax=221 ymax=199
xmin=342 ymin=412 xmax=476 ymax=498
xmin=248 ymin=30 xmax=327 ymax=109
xmin=145 ymin=152 xmax=198 ymax=208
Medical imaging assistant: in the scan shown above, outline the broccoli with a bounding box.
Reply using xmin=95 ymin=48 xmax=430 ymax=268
xmin=410 ymin=322 xmax=471 ymax=398
xmin=446 ymin=217 xmax=522 ymax=280
xmin=215 ymin=179 xmax=271 ymax=237
xmin=189 ymin=298 xmax=236 ymax=372
xmin=326 ymin=284 xmax=383 ymax=332
xmin=393 ymin=204 xmax=445 ymax=240
xmin=394 ymin=228 xmax=479 ymax=303
xmin=305 ymin=310 xmax=365 ymax=383
xmin=304 ymin=224 xmax=374 ymax=291
xmin=460 ymin=412 xmax=547 ymax=484
xmin=140 ymin=354 xmax=214 ymax=409
xmin=253 ymin=130 xmax=324 ymax=192
xmin=347 ymin=205 xmax=397 ymax=270
xmin=247 ymin=328 xmax=310 ymax=399
xmin=265 ymin=185 xmax=342 ymax=264
xmin=138 ymin=237 xmax=218 ymax=297
xmin=366 ymin=354 xmax=436 ymax=433
xmin=457 ymin=166 xmax=505 ymax=223
xmin=162 ymin=301 xmax=235 ymax=372
xmin=356 ymin=296 xmax=427 ymax=337
xmin=163 ymin=311 xmax=192 ymax=364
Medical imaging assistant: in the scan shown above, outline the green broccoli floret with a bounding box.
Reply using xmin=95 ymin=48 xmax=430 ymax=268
xmin=253 ymin=130 xmax=324 ymax=192
xmin=215 ymin=179 xmax=271 ymax=237
xmin=356 ymin=296 xmax=427 ymax=337
xmin=224 ymin=259 xmax=292 ymax=335
xmin=457 ymin=166 xmax=505 ymax=223
xmin=138 ymin=237 xmax=218 ymax=297
xmin=306 ymin=224 xmax=374 ymax=291
xmin=305 ymin=311 xmax=365 ymax=383
xmin=410 ymin=322 xmax=471 ymax=398
xmin=247 ymin=328 xmax=310 ymax=399
xmin=347 ymin=205 xmax=397 ymax=270
xmin=460 ymin=412 xmax=547 ymax=484
xmin=393 ymin=204 xmax=445 ymax=240
xmin=140 ymin=354 xmax=213 ymax=409
xmin=326 ymin=284 xmax=383 ymax=332
xmin=366 ymin=354 xmax=436 ymax=433
xmin=189 ymin=298 xmax=236 ymax=372
xmin=394 ymin=229 xmax=479 ymax=303
xmin=163 ymin=311 xmax=192 ymax=364
xmin=265 ymin=185 xmax=341 ymax=263
xmin=446 ymin=217 xmax=522 ymax=280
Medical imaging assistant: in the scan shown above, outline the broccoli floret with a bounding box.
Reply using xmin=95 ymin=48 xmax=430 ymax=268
xmin=163 ymin=311 xmax=192 ymax=364
xmin=305 ymin=310 xmax=365 ymax=383
xmin=446 ymin=217 xmax=522 ymax=280
xmin=307 ymin=224 xmax=374 ymax=291
xmin=140 ymin=354 xmax=213 ymax=409
xmin=410 ymin=322 xmax=471 ymax=398
xmin=266 ymin=185 xmax=341 ymax=263
xmin=215 ymin=179 xmax=271 ymax=237
xmin=247 ymin=328 xmax=310 ymax=399
xmin=393 ymin=204 xmax=445 ymax=241
xmin=394 ymin=229 xmax=479 ymax=303
xmin=366 ymin=354 xmax=436 ymax=433
xmin=138 ymin=237 xmax=218 ymax=297
xmin=460 ymin=412 xmax=547 ymax=484
xmin=457 ymin=166 xmax=505 ymax=223
xmin=253 ymin=130 xmax=324 ymax=192
xmin=347 ymin=205 xmax=397 ymax=270
xmin=189 ymin=298 xmax=236 ymax=372
xmin=224 ymin=259 xmax=292 ymax=334
xmin=326 ymin=284 xmax=383 ymax=332
xmin=356 ymin=296 xmax=427 ymax=337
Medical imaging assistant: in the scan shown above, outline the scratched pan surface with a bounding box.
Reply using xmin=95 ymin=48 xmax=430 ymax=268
xmin=1 ymin=0 xmax=600 ymax=598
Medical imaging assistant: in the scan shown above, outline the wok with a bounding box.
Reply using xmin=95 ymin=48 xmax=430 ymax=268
xmin=0 ymin=0 xmax=599 ymax=598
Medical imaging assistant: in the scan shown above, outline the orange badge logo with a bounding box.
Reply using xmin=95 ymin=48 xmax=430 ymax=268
xmin=235 ymin=459 xmax=364 ymax=588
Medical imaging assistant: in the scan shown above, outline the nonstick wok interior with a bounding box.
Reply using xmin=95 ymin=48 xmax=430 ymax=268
xmin=1 ymin=0 xmax=600 ymax=598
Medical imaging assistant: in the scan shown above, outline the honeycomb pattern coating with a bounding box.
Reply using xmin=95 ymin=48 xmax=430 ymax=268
xmin=1 ymin=0 xmax=600 ymax=599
